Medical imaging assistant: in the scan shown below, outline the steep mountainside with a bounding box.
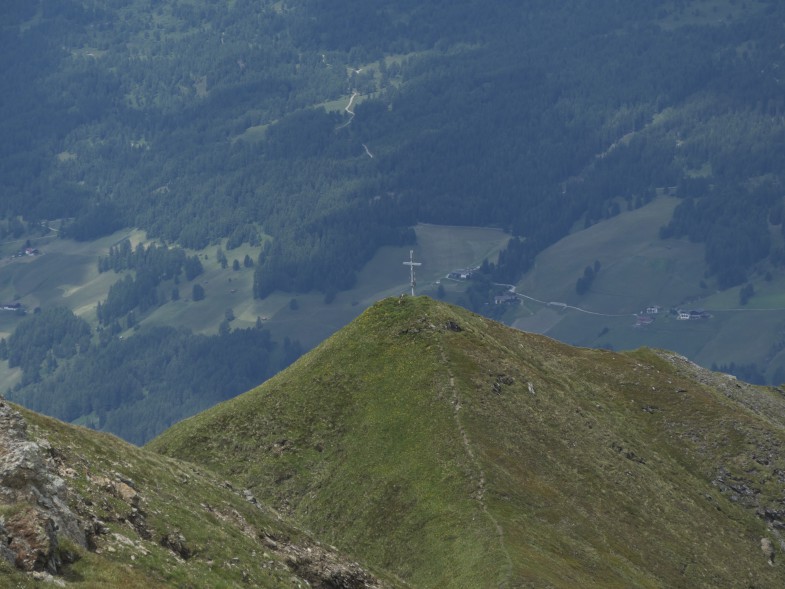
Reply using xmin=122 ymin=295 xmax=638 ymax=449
xmin=0 ymin=400 xmax=392 ymax=588
xmin=151 ymin=297 xmax=785 ymax=588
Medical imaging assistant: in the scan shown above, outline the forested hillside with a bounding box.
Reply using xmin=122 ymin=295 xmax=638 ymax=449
xmin=3 ymin=307 xmax=301 ymax=443
xmin=3 ymin=0 xmax=784 ymax=294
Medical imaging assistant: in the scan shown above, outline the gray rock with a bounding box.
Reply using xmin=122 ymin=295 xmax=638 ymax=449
xmin=0 ymin=402 xmax=88 ymax=575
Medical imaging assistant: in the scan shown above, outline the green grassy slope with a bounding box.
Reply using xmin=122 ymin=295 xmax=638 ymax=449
xmin=150 ymin=297 xmax=785 ymax=587
xmin=1 ymin=403 xmax=394 ymax=588
xmin=511 ymin=196 xmax=785 ymax=381
xmin=513 ymin=197 xmax=703 ymax=316
xmin=0 ymin=223 xmax=506 ymax=345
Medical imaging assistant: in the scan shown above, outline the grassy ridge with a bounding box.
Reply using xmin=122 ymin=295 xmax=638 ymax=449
xmin=150 ymin=297 xmax=785 ymax=587
xmin=2 ymin=403 xmax=393 ymax=588
xmin=149 ymin=299 xmax=502 ymax=586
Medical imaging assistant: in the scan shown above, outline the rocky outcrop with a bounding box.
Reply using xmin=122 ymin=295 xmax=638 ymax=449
xmin=160 ymin=531 xmax=192 ymax=560
xmin=261 ymin=533 xmax=384 ymax=589
xmin=1 ymin=399 xmax=389 ymax=586
xmin=0 ymin=401 xmax=87 ymax=574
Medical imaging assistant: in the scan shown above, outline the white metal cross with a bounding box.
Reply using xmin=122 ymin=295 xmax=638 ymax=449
xmin=403 ymin=249 xmax=422 ymax=296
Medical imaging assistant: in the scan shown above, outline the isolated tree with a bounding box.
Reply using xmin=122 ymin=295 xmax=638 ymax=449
xmin=575 ymin=265 xmax=595 ymax=295
xmin=184 ymin=256 xmax=204 ymax=281
xmin=218 ymin=319 xmax=230 ymax=336
xmin=192 ymin=283 xmax=205 ymax=301
xmin=217 ymin=248 xmax=228 ymax=269
xmin=739 ymin=283 xmax=755 ymax=305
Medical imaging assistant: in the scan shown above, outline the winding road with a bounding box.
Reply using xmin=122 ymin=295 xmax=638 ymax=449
xmin=336 ymin=91 xmax=359 ymax=130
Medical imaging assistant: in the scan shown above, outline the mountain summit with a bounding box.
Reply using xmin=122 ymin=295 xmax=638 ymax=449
xmin=151 ymin=296 xmax=785 ymax=587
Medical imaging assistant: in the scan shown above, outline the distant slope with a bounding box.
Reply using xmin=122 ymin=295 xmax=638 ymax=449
xmin=509 ymin=194 xmax=785 ymax=383
xmin=151 ymin=297 xmax=785 ymax=587
xmin=0 ymin=400 xmax=393 ymax=588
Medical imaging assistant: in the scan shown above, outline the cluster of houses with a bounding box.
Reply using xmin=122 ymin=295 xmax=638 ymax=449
xmin=634 ymin=305 xmax=661 ymax=327
xmin=11 ymin=247 xmax=40 ymax=258
xmin=447 ymin=269 xmax=475 ymax=280
xmin=493 ymin=293 xmax=519 ymax=305
xmin=1 ymin=302 xmax=26 ymax=314
xmin=635 ymin=304 xmax=711 ymax=327
xmin=676 ymin=309 xmax=711 ymax=321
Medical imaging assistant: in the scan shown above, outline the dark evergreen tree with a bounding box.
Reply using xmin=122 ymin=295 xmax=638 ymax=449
xmin=192 ymin=283 xmax=205 ymax=301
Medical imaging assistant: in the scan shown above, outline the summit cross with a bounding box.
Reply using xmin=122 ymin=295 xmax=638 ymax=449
xmin=403 ymin=250 xmax=422 ymax=296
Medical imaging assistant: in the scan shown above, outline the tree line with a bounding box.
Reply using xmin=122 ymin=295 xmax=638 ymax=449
xmin=96 ymin=240 xmax=204 ymax=326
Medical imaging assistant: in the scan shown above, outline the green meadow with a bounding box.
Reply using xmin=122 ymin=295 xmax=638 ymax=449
xmin=511 ymin=197 xmax=785 ymax=381
xmin=5 ymin=196 xmax=785 ymax=387
xmin=0 ymin=223 xmax=509 ymax=356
